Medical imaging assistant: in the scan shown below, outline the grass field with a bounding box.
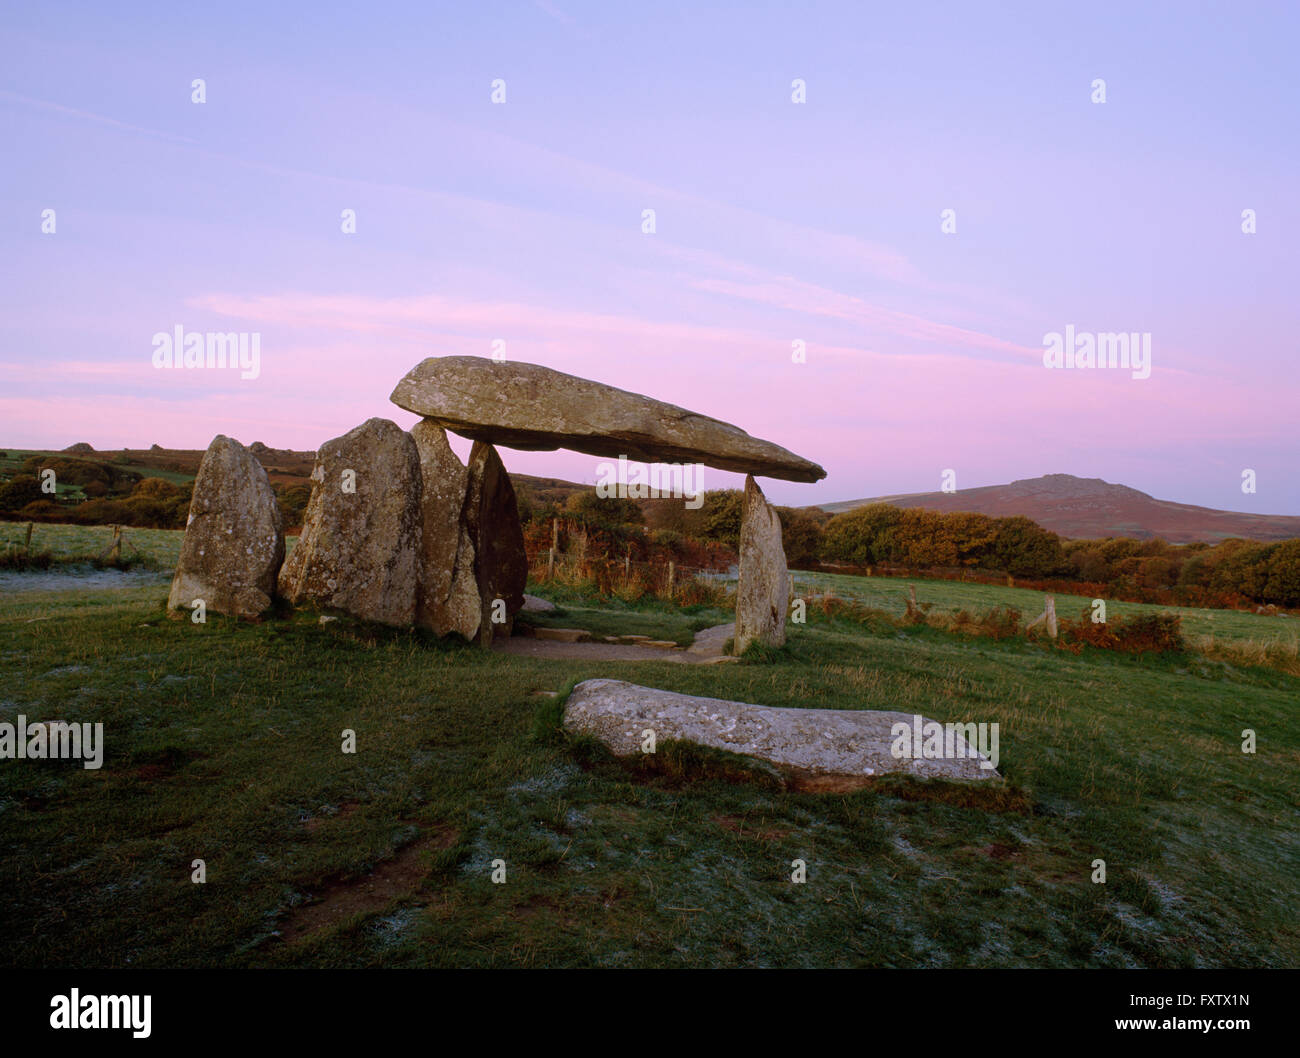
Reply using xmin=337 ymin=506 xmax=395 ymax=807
xmin=792 ymin=569 xmax=1300 ymax=652
xmin=1 ymin=532 xmax=1296 ymax=967
xmin=1 ymin=523 xmax=187 ymax=570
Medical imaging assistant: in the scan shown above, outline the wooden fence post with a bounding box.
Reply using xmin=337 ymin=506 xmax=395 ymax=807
xmin=24 ymin=522 xmax=34 ymax=554
xmin=1027 ymin=593 xmax=1058 ymax=638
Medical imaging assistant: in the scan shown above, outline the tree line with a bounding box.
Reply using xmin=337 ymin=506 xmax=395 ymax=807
xmin=622 ymin=489 xmax=1300 ymax=609
xmin=6 ymin=463 xmax=1298 ymax=609
xmin=0 ymin=456 xmax=312 ymax=531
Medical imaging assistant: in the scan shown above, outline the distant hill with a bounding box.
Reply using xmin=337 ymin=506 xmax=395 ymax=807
xmin=815 ymin=473 xmax=1300 ymax=543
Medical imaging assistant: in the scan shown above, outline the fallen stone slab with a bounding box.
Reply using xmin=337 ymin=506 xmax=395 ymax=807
xmin=169 ymin=434 xmax=284 ymax=618
xmin=390 ymin=356 xmax=826 ymax=482
xmin=687 ymin=622 xmax=734 ymax=658
xmin=563 ymin=680 xmax=1000 ymax=789
xmin=644 ymin=640 xmax=681 ymax=650
xmin=521 ymin=594 xmax=556 ymax=612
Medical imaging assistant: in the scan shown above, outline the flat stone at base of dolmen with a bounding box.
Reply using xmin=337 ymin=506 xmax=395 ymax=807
xmin=521 ymin=594 xmax=556 ymax=612
xmin=734 ymin=476 xmax=789 ymax=653
xmin=533 ymin=627 xmax=590 ymax=643
xmin=168 ymin=434 xmax=284 ymax=618
xmin=277 ymin=418 xmax=421 ymax=627
xmin=563 ymin=679 xmax=1000 ymax=787
xmin=390 ymin=356 xmax=826 ymax=483
xmin=687 ymin=622 xmax=734 ymax=657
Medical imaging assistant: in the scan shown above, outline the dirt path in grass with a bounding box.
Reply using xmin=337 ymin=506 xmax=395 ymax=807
xmin=494 ymin=622 xmax=736 ymax=664
xmin=493 ymin=639 xmax=705 ymax=662
xmin=0 ymin=567 xmax=168 ymax=592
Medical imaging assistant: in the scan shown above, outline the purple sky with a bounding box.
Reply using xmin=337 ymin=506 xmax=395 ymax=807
xmin=2 ymin=1 xmax=1297 ymax=512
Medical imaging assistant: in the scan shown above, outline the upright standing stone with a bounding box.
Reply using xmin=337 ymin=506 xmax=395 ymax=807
xmin=463 ymin=441 xmax=527 ymax=645
xmin=735 ymin=475 xmax=789 ymax=653
xmin=168 ymin=435 xmax=284 ymax=618
xmin=278 ymin=418 xmax=421 ymax=626
xmin=411 ymin=419 xmax=480 ymax=639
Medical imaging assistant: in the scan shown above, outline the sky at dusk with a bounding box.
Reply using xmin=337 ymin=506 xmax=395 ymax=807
xmin=2 ymin=1 xmax=1297 ymax=512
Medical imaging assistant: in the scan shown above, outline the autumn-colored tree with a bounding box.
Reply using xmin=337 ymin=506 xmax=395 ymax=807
xmin=1067 ymin=545 xmax=1110 ymax=582
xmin=700 ymin=489 xmax=744 ymax=548
xmin=0 ymin=474 xmax=43 ymax=511
xmin=775 ymin=506 xmax=824 ymax=568
xmin=821 ymin=503 xmax=904 ymax=564
xmin=132 ymin=476 xmax=183 ymax=499
xmin=1261 ymin=539 xmax=1300 ymax=606
xmin=988 ymin=516 xmax=1066 ymax=577
xmin=944 ymin=511 xmax=998 ymax=566
xmin=565 ymin=489 xmax=644 ymax=526
xmin=888 ymin=509 xmax=955 ymax=566
xmin=1209 ymin=539 xmax=1271 ymax=599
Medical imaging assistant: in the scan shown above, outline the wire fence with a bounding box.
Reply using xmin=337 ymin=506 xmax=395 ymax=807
xmin=527 ymin=546 xmax=734 ymax=605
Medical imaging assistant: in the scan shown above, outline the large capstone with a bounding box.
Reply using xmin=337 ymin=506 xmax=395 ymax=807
xmin=277 ymin=418 xmax=421 ymax=626
xmin=390 ymin=356 xmax=826 ymax=483
xmin=168 ymin=434 xmax=284 ymax=618
xmin=734 ymin=475 xmax=789 ymax=653
xmin=411 ymin=419 xmax=480 ymax=639
xmin=462 ymin=441 xmax=527 ymax=646
xmin=563 ymin=679 xmax=1001 ymax=790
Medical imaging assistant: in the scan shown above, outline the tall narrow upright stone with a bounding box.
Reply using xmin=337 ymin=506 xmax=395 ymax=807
xmin=734 ymin=474 xmax=789 ymax=653
xmin=278 ymin=418 xmax=421 ymax=627
xmin=168 ymin=434 xmax=284 ymax=618
xmin=411 ymin=419 xmax=480 ymax=640
xmin=462 ymin=441 xmax=527 ymax=646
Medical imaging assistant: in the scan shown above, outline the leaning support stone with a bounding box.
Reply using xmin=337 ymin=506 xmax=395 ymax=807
xmin=411 ymin=420 xmax=480 ymax=640
xmin=734 ymin=474 xmax=789 ymax=654
xmin=168 ymin=434 xmax=284 ymax=618
xmin=462 ymin=441 xmax=527 ymax=646
xmin=277 ymin=418 xmax=421 ymax=627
